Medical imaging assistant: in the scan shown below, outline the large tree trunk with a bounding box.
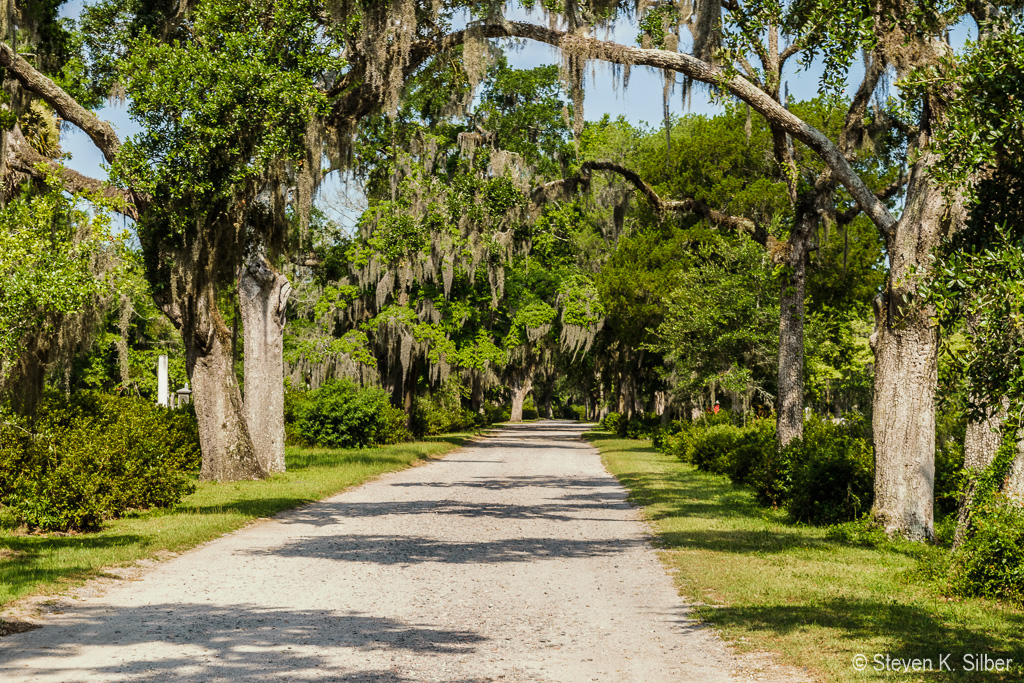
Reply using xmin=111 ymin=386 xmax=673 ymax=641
xmin=470 ymin=372 xmax=484 ymax=413
xmin=869 ymin=151 xmax=948 ymax=541
xmin=238 ymin=254 xmax=291 ymax=474
xmin=185 ymin=283 xmax=267 ymax=482
xmin=954 ymin=404 xmax=1005 ymax=549
xmin=776 ymin=209 xmax=812 ymax=447
xmin=509 ymin=378 xmax=533 ymax=423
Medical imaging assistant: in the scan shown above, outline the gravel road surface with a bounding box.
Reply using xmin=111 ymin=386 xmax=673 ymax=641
xmin=0 ymin=420 xmax=742 ymax=682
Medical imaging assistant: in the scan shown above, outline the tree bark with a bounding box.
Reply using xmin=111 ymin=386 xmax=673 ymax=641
xmin=869 ymin=150 xmax=948 ymax=541
xmin=186 ymin=282 xmax=267 ymax=482
xmin=238 ymin=254 xmax=292 ymax=474
xmin=509 ymin=378 xmax=533 ymax=423
xmin=1005 ymin=448 xmax=1024 ymax=502
xmin=954 ymin=404 xmax=1005 ymax=549
xmin=776 ymin=210 xmax=811 ymax=447
xmin=470 ymin=372 xmax=484 ymax=413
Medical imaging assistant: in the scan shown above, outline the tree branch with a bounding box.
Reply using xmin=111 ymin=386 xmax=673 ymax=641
xmin=478 ymin=21 xmax=898 ymax=237
xmin=537 ymin=160 xmax=769 ymax=246
xmin=0 ymin=43 xmax=122 ymax=163
xmin=7 ymin=133 xmax=139 ymax=220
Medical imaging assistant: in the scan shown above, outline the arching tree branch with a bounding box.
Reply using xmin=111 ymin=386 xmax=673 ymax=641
xmin=7 ymin=131 xmax=139 ymax=220
xmin=536 ymin=160 xmax=769 ymax=246
xmin=475 ymin=21 xmax=898 ymax=238
xmin=0 ymin=43 xmax=122 ymax=163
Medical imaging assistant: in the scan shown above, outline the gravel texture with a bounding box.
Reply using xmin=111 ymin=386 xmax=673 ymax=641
xmin=0 ymin=420 xmax=746 ymax=682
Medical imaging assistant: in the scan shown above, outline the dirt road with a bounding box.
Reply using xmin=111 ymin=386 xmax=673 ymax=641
xmin=0 ymin=421 xmax=741 ymax=682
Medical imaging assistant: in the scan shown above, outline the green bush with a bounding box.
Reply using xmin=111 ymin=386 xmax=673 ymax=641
xmin=290 ymin=380 xmax=409 ymax=448
xmin=750 ymin=441 xmax=794 ymax=508
xmin=410 ymin=381 xmax=476 ymax=436
xmin=785 ymin=416 xmax=874 ymax=525
xmin=690 ymin=423 xmax=744 ymax=474
xmin=949 ymin=496 xmax=1024 ymax=605
xmin=601 ymin=412 xmax=623 ymax=433
xmin=522 ymin=397 xmax=539 ymax=420
xmin=0 ymin=392 xmax=201 ymax=532
xmin=724 ymin=418 xmax=776 ymax=487
xmin=484 ymin=402 xmax=511 ymax=424
xmin=559 ymin=404 xmax=585 ymax=420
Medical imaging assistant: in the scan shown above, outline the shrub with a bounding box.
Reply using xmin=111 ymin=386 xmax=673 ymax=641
xmin=522 ymin=397 xmax=539 ymax=420
xmin=724 ymin=418 xmax=776 ymax=487
xmin=410 ymin=382 xmax=476 ymax=436
xmin=0 ymin=392 xmax=201 ymax=532
xmin=291 ymin=380 xmax=409 ymax=448
xmin=750 ymin=441 xmax=795 ymax=508
xmin=559 ymin=404 xmax=585 ymax=420
xmin=785 ymin=416 xmax=874 ymax=525
xmin=601 ymin=412 xmax=623 ymax=433
xmin=949 ymin=496 xmax=1024 ymax=605
xmin=689 ymin=424 xmax=743 ymax=475
xmin=483 ymin=402 xmax=511 ymax=424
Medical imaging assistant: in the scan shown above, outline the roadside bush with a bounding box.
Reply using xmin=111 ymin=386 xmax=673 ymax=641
xmin=522 ymin=397 xmax=539 ymax=420
xmin=785 ymin=416 xmax=874 ymax=525
xmin=724 ymin=418 xmax=776 ymax=487
xmin=689 ymin=423 xmax=743 ymax=474
xmin=484 ymin=402 xmax=511 ymax=424
xmin=601 ymin=412 xmax=623 ymax=433
xmin=949 ymin=496 xmax=1024 ymax=605
xmin=750 ymin=441 xmax=794 ymax=508
xmin=291 ymin=380 xmax=409 ymax=448
xmin=410 ymin=381 xmax=476 ymax=436
xmin=0 ymin=392 xmax=201 ymax=532
xmin=559 ymin=404 xmax=585 ymax=420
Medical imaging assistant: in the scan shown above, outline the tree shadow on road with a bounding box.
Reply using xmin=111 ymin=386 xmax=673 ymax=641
xmin=245 ymin=533 xmax=640 ymax=565
xmin=0 ymin=602 xmax=490 ymax=682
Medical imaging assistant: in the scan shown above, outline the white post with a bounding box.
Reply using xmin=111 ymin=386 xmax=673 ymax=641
xmin=157 ymin=355 xmax=169 ymax=407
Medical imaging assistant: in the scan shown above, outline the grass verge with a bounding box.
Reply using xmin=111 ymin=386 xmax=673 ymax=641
xmin=0 ymin=435 xmax=472 ymax=611
xmin=586 ymin=430 xmax=1024 ymax=682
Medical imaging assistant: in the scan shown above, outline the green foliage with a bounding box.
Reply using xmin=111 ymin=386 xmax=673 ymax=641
xmin=949 ymin=496 xmax=1024 ymax=605
xmin=0 ymin=181 xmax=128 ymax=388
xmin=601 ymin=412 xmax=623 ymax=433
xmin=786 ymin=416 xmax=875 ymax=525
xmin=656 ymin=413 xmax=875 ymax=524
xmin=689 ymin=423 xmax=744 ymax=475
xmin=654 ymin=235 xmax=779 ymax=402
xmin=113 ymin=0 xmax=340 ymax=233
xmin=289 ymin=380 xmax=410 ymax=449
xmin=0 ymin=393 xmax=200 ymax=532
xmin=410 ymin=379 xmax=479 ymax=436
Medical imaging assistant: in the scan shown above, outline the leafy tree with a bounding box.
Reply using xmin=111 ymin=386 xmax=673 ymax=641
xmin=0 ymin=181 xmax=129 ymax=413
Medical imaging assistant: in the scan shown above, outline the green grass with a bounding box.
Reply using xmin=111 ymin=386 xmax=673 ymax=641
xmin=0 ymin=435 xmax=472 ymax=610
xmin=587 ymin=430 xmax=1024 ymax=682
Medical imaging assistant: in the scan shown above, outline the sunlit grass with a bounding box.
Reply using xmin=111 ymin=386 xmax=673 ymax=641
xmin=0 ymin=435 xmax=473 ymax=609
xmin=587 ymin=430 xmax=1024 ymax=682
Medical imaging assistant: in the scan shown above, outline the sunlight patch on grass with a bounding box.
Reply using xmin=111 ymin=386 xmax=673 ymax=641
xmin=587 ymin=430 xmax=1024 ymax=682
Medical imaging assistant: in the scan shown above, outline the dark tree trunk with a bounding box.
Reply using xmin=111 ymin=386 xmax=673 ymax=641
xmin=403 ymin=369 xmax=415 ymax=427
xmin=869 ymin=151 xmax=948 ymax=541
xmin=238 ymin=254 xmax=291 ymax=474
xmin=185 ymin=282 xmax=267 ymax=482
xmin=470 ymin=373 xmax=484 ymax=413
xmin=509 ymin=377 xmax=533 ymax=422
xmin=776 ymin=206 xmax=814 ymax=447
